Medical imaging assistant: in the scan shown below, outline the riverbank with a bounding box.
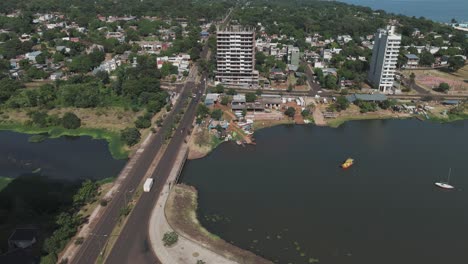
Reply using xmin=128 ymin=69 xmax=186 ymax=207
xmin=165 ymin=184 xmax=272 ymax=264
xmin=0 ymin=122 xmax=128 ymax=159
xmin=179 ymin=119 xmax=468 ymax=264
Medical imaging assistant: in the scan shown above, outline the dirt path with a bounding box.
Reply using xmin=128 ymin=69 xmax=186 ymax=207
xmin=313 ymin=107 xmax=326 ymax=126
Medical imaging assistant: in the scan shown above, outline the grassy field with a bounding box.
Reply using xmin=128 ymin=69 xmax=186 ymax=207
xmin=0 ymin=107 xmax=141 ymax=133
xmin=187 ymin=126 xmax=224 ymax=159
xmin=452 ymin=64 xmax=468 ymax=80
xmin=324 ymin=105 xmax=411 ymax=128
xmin=0 ymin=105 xmax=169 ymax=159
xmin=0 ymin=177 xmax=13 ymax=191
xmin=253 ymin=119 xmax=294 ymax=131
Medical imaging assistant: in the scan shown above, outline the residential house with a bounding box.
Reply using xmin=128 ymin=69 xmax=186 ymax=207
xmin=338 ymin=34 xmax=353 ymax=44
xmin=204 ymin=93 xmax=220 ymax=106
xmin=93 ymin=58 xmax=121 ymax=74
xmin=25 ymin=51 xmax=42 ymax=63
xmin=412 ymin=28 xmax=421 ymax=37
xmin=56 ymin=46 xmax=71 ymax=53
xmin=404 ymin=54 xmax=419 ymax=68
xmin=106 ymin=32 xmax=125 ymax=43
xmin=156 ymin=54 xmax=190 ymax=74
xmin=50 ymin=71 xmax=63 ymax=80
xmin=269 ymin=68 xmax=286 ymax=81
xmin=85 ymin=44 xmax=104 ymax=54
xmin=321 ymin=49 xmax=332 ymax=61
xmin=323 ymin=68 xmax=337 ymax=76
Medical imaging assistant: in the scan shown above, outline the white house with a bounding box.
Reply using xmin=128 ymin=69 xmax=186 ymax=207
xmin=25 ymin=51 xmax=42 ymax=63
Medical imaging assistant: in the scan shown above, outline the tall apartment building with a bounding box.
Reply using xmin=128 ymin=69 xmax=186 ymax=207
xmin=287 ymin=45 xmax=300 ymax=67
xmin=215 ymin=26 xmax=259 ymax=87
xmin=368 ymin=26 xmax=401 ymax=93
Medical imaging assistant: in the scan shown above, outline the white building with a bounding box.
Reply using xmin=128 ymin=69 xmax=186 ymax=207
xmin=368 ymin=26 xmax=401 ymax=93
xmin=157 ymin=54 xmax=191 ymax=75
xmin=215 ymin=26 xmax=259 ymax=88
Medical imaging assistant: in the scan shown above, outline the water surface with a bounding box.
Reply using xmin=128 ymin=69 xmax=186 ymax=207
xmin=339 ymin=0 xmax=468 ymax=22
xmin=181 ymin=120 xmax=468 ymax=264
xmin=0 ymin=131 xmax=126 ymax=180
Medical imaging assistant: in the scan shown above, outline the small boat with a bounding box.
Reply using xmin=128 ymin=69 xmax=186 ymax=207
xmin=341 ymin=158 xmax=354 ymax=169
xmin=435 ymin=168 xmax=455 ymax=190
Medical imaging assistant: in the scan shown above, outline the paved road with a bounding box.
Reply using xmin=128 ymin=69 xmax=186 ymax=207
xmin=302 ymin=62 xmax=323 ymax=96
xmin=70 ymin=79 xmax=195 ymax=264
xmin=104 ymin=78 xmax=205 ymax=264
xmin=103 ymin=43 xmax=210 ymax=264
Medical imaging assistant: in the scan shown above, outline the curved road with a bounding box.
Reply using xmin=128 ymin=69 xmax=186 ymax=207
xmin=104 ymin=77 xmax=205 ymax=264
xmin=70 ymin=78 xmax=194 ymax=264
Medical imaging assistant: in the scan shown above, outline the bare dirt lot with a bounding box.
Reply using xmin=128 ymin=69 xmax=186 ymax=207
xmin=403 ymin=66 xmax=468 ymax=95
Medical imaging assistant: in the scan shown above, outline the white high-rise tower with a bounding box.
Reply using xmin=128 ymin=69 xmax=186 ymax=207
xmin=368 ymin=26 xmax=401 ymax=93
xmin=215 ymin=26 xmax=259 ymax=88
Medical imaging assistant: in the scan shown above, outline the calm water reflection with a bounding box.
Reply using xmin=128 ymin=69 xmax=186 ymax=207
xmin=181 ymin=119 xmax=468 ymax=264
xmin=0 ymin=131 xmax=126 ymax=180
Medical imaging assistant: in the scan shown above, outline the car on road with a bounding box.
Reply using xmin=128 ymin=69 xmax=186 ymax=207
xmin=143 ymin=178 xmax=154 ymax=192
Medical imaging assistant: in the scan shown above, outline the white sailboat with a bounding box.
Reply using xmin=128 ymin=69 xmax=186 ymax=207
xmin=435 ymin=168 xmax=455 ymax=190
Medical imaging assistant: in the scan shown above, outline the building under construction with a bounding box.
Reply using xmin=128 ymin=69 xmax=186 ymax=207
xmin=215 ymin=25 xmax=259 ymax=88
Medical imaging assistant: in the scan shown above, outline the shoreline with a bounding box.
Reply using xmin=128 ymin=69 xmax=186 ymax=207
xmin=0 ymin=122 xmax=129 ymax=160
xmin=187 ymin=113 xmax=468 ymax=159
xmin=165 ymin=184 xmax=273 ymax=264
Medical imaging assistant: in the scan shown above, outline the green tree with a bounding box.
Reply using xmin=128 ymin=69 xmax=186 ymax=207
xmin=226 ymin=88 xmax=237 ymax=95
xmin=379 ymin=100 xmax=396 ymax=110
xmin=95 ymin=70 xmax=110 ymax=84
xmin=325 ymin=75 xmax=338 ymax=90
xmin=68 ymin=55 xmax=93 ymax=73
xmin=334 ymin=96 xmax=350 ymax=111
xmin=287 ymin=84 xmax=293 ymax=92
xmin=284 ymin=107 xmax=296 ymax=118
xmin=62 ymin=112 xmax=81 ymax=129
xmin=73 ymin=180 xmax=98 ymax=206
xmin=301 ymin=109 xmax=310 ymax=117
xmin=135 ymin=114 xmax=152 ymax=129
xmin=214 ymin=84 xmax=225 ymax=93
xmin=0 ymin=78 xmax=24 ymax=103
xmin=196 ymin=104 xmax=210 ymax=117
xmin=162 ymin=231 xmax=178 ymax=247
xmin=220 ymin=96 xmax=229 ymax=106
xmin=437 ymin=82 xmax=450 ymax=92
xmin=160 ymin=63 xmax=178 ymax=77
xmin=419 ymin=51 xmax=435 ymax=66
xmin=448 ymin=56 xmax=465 ymax=71
xmin=35 ymin=53 xmax=46 ymax=64
xmin=121 ymin=127 xmax=141 ymax=146
xmin=30 ymin=111 xmax=50 ymax=127
xmin=210 ymin=109 xmax=223 ymax=120
xmin=26 ymin=67 xmax=49 ymax=79
xmin=53 ymin=52 xmax=65 ymax=63
xmin=245 ymin=92 xmax=257 ymax=102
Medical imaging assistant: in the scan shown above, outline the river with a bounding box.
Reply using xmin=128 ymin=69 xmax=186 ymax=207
xmin=0 ymin=131 xmax=126 ymax=181
xmin=181 ymin=119 xmax=468 ymax=264
xmin=338 ymin=0 xmax=468 ymax=23
xmin=0 ymin=131 xmax=126 ymax=255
